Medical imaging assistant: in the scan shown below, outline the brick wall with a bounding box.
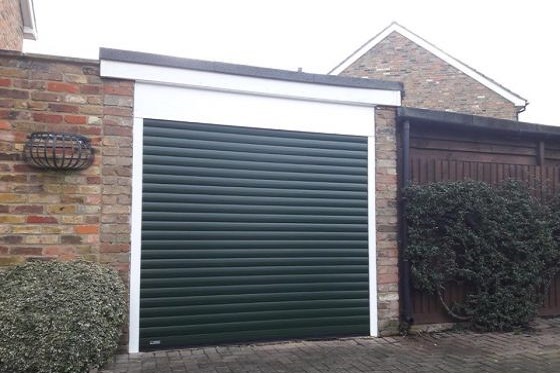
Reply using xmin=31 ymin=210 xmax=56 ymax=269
xmin=341 ymin=32 xmax=519 ymax=120
xmin=0 ymin=0 xmax=23 ymax=51
xmin=0 ymin=51 xmax=133 ymax=283
xmin=375 ymin=106 xmax=399 ymax=335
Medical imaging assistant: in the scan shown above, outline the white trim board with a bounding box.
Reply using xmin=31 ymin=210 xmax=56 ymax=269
xmin=133 ymin=82 xmax=377 ymax=137
xmin=329 ymin=22 xmax=527 ymax=107
xmin=101 ymin=60 xmax=401 ymax=109
xmin=20 ymin=0 xmax=37 ymax=40
xmin=128 ymin=116 xmax=144 ymax=354
xmin=367 ymin=136 xmax=378 ymax=337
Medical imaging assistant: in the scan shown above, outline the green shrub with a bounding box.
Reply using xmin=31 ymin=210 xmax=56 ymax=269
xmin=404 ymin=180 xmax=560 ymax=331
xmin=0 ymin=260 xmax=126 ymax=373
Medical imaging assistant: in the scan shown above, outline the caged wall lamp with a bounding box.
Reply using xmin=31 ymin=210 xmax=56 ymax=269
xmin=23 ymin=132 xmax=94 ymax=171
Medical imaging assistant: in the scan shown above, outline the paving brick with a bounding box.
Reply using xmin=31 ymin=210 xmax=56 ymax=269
xmin=100 ymin=318 xmax=560 ymax=373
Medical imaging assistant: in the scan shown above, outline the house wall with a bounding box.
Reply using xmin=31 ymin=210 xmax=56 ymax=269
xmin=0 ymin=51 xmax=133 ymax=284
xmin=375 ymin=106 xmax=399 ymax=335
xmin=340 ymin=32 xmax=519 ymax=120
xmin=0 ymin=0 xmax=24 ymax=51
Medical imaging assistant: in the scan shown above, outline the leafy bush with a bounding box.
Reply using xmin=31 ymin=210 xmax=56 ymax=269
xmin=404 ymin=180 xmax=560 ymax=331
xmin=0 ymin=260 xmax=126 ymax=373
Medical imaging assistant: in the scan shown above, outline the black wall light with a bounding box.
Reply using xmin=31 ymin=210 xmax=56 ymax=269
xmin=23 ymin=132 xmax=94 ymax=171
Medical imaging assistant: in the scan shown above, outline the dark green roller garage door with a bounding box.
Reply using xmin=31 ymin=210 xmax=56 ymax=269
xmin=140 ymin=119 xmax=369 ymax=348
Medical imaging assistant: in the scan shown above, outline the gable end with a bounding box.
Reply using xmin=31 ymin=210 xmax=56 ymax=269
xmin=330 ymin=22 xmax=527 ymax=109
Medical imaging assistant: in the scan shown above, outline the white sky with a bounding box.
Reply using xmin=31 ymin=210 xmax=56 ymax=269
xmin=24 ymin=0 xmax=560 ymax=126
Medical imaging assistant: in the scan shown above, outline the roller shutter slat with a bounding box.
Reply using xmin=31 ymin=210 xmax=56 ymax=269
xmin=142 ymin=231 xmax=366 ymax=241
xmin=142 ymin=203 xmax=365 ymax=215
xmin=143 ymin=184 xmax=367 ymax=199
xmin=142 ymin=298 xmax=368 ymax=317
xmin=140 ymin=324 xmax=366 ymax=346
xmin=141 ymin=307 xmax=368 ymax=328
xmin=142 ymin=212 xmax=365 ymax=224
xmin=143 ymin=174 xmax=365 ymax=191
xmin=140 ymin=282 xmax=367 ymax=298
xmin=142 ymin=239 xmax=366 ymax=250
xmin=141 ymin=249 xmax=367 ymax=259
xmin=141 ymin=273 xmax=368 ymax=288
xmin=141 ymin=315 xmax=368 ymax=338
xmin=144 ymin=164 xmax=366 ymax=183
xmin=142 ymin=193 xmax=366 ymax=208
xmin=144 ymin=154 xmax=365 ymax=175
xmin=141 ymin=258 xmax=366 ymax=268
xmin=144 ymin=124 xmax=366 ymax=150
xmin=143 ymin=136 xmax=365 ymax=159
xmin=143 ymin=262 xmax=367 ymax=276
xmin=142 ymin=222 xmax=366 ymax=232
xmin=141 ymin=290 xmax=369 ymax=307
xmin=144 ymin=145 xmax=367 ymax=167
xmin=144 ymin=119 xmax=364 ymax=142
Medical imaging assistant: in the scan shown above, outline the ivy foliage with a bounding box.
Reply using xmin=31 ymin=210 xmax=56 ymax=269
xmin=0 ymin=260 xmax=126 ymax=373
xmin=404 ymin=180 xmax=560 ymax=331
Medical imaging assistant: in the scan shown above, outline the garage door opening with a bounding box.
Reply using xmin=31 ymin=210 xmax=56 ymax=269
xmin=139 ymin=119 xmax=369 ymax=348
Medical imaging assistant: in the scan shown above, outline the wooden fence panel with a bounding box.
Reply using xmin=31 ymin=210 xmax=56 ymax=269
xmin=409 ymin=158 xmax=560 ymax=324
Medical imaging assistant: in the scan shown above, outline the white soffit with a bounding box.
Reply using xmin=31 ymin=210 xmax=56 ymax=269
xmin=329 ymin=22 xmax=527 ymax=107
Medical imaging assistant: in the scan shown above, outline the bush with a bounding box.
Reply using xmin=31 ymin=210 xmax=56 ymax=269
xmin=404 ymin=180 xmax=560 ymax=331
xmin=0 ymin=260 xmax=126 ymax=373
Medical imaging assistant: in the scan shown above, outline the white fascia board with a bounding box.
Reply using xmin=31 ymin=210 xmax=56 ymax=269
xmin=20 ymin=0 xmax=37 ymax=40
xmin=330 ymin=24 xmax=397 ymax=76
xmin=100 ymin=60 xmax=401 ymax=108
xmin=330 ymin=23 xmax=526 ymax=107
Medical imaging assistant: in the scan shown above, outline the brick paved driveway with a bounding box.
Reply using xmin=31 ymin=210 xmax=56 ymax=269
xmin=101 ymin=318 xmax=560 ymax=373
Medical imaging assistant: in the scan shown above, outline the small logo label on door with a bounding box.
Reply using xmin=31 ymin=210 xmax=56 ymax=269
xmin=149 ymin=340 xmax=161 ymax=345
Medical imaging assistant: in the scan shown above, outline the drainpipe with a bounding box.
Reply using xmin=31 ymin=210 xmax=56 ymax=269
xmin=400 ymin=120 xmax=414 ymax=326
